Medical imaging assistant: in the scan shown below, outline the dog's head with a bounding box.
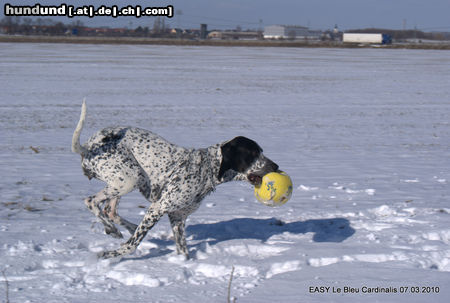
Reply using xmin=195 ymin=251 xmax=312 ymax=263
xmin=218 ymin=136 xmax=279 ymax=185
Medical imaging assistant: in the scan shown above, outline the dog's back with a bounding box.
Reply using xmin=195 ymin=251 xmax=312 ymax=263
xmin=81 ymin=126 xmax=192 ymax=182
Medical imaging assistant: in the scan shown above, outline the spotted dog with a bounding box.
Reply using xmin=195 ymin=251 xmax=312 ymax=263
xmin=72 ymin=101 xmax=279 ymax=259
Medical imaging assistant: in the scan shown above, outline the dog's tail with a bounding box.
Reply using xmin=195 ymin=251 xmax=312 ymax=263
xmin=72 ymin=99 xmax=88 ymax=156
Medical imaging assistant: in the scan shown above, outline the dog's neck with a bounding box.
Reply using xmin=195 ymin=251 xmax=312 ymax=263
xmin=202 ymin=144 xmax=224 ymax=186
xmin=205 ymin=144 xmax=244 ymax=186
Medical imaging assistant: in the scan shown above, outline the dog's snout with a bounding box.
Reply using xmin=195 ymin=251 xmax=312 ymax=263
xmin=273 ymin=163 xmax=279 ymax=172
xmin=266 ymin=159 xmax=279 ymax=172
xmin=272 ymin=162 xmax=279 ymax=172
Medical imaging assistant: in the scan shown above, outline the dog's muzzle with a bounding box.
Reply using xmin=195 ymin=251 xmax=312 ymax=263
xmin=247 ymin=160 xmax=279 ymax=186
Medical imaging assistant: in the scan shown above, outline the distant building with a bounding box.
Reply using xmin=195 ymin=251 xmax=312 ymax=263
xmin=263 ymin=25 xmax=321 ymax=40
xmin=321 ymin=24 xmax=343 ymax=41
xmin=207 ymin=30 xmax=260 ymax=40
xmin=333 ymin=24 xmax=339 ymax=35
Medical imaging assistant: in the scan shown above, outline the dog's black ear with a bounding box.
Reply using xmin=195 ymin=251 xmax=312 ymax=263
xmin=218 ymin=141 xmax=233 ymax=180
xmin=218 ymin=136 xmax=262 ymax=180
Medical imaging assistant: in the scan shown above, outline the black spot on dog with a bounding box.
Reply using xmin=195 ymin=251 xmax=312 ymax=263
xmin=100 ymin=129 xmax=127 ymax=148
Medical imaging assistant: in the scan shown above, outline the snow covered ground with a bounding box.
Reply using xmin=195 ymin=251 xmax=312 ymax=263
xmin=1 ymin=43 xmax=449 ymax=302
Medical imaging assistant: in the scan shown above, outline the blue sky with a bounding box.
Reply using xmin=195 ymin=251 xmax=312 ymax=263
xmin=3 ymin=0 xmax=450 ymax=31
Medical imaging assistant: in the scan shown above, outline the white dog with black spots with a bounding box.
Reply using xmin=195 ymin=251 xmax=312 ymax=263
xmin=72 ymin=101 xmax=279 ymax=259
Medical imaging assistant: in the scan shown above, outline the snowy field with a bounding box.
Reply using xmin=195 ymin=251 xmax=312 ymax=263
xmin=1 ymin=43 xmax=449 ymax=302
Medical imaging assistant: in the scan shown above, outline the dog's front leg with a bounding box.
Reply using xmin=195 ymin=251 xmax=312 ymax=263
xmin=168 ymin=212 xmax=189 ymax=258
xmin=98 ymin=204 xmax=164 ymax=259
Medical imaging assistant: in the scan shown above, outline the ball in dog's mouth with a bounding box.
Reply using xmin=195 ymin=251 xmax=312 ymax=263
xmin=248 ymin=174 xmax=263 ymax=186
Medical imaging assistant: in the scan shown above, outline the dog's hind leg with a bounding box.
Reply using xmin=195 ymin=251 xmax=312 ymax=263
xmin=85 ymin=154 xmax=143 ymax=238
xmin=85 ymin=189 xmax=124 ymax=239
xmin=98 ymin=203 xmax=165 ymax=259
xmin=104 ymin=169 xmax=153 ymax=235
xmin=103 ymin=196 xmax=138 ymax=235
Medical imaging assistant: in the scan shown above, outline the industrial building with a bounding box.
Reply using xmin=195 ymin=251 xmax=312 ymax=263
xmin=263 ymin=25 xmax=321 ymax=40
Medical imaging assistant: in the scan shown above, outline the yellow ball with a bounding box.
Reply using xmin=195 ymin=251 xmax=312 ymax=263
xmin=254 ymin=171 xmax=293 ymax=207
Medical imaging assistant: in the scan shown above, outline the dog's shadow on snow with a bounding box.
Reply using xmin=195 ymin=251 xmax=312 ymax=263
xmin=131 ymin=217 xmax=354 ymax=260
xmin=187 ymin=217 xmax=355 ymax=245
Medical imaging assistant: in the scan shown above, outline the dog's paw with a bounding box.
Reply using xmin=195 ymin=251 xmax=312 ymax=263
xmin=97 ymin=250 xmax=122 ymax=259
xmin=105 ymin=226 xmax=123 ymax=239
xmin=98 ymin=243 xmax=136 ymax=259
